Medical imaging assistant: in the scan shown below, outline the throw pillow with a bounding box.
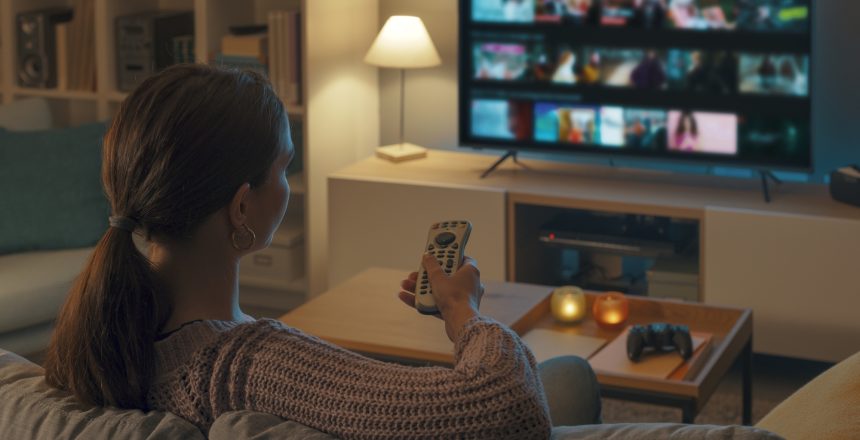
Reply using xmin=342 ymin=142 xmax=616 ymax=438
xmin=0 ymin=123 xmax=109 ymax=254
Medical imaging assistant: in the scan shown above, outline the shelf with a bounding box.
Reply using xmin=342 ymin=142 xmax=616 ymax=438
xmin=11 ymin=88 xmax=99 ymax=101
xmin=272 ymin=222 xmax=304 ymax=247
xmin=106 ymin=91 xmax=128 ymax=102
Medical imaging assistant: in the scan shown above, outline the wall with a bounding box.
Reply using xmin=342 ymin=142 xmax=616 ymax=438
xmin=378 ymin=0 xmax=860 ymax=182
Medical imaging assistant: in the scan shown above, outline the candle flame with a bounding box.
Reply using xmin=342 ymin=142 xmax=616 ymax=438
xmin=605 ymin=311 xmax=621 ymax=324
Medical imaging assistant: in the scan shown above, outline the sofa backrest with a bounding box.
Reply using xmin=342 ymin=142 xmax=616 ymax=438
xmin=756 ymin=350 xmax=860 ymax=439
xmin=0 ymin=349 xmax=205 ymax=440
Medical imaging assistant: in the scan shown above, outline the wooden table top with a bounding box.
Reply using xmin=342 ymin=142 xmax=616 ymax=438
xmin=280 ymin=267 xmax=752 ymax=404
xmin=279 ymin=268 xmax=552 ymax=364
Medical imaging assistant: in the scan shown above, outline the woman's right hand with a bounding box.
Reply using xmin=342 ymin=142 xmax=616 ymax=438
xmin=398 ymin=254 xmax=485 ymax=342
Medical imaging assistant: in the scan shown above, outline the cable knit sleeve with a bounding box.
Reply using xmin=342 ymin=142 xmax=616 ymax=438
xmin=185 ymin=316 xmax=551 ymax=439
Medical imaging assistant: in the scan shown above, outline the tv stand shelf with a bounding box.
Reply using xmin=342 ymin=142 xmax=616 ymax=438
xmin=329 ymin=150 xmax=860 ymax=362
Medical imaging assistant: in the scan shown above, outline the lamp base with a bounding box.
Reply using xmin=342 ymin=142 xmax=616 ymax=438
xmin=376 ymin=143 xmax=428 ymax=163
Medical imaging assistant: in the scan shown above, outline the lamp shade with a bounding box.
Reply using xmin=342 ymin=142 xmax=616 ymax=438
xmin=364 ymin=16 xmax=441 ymax=69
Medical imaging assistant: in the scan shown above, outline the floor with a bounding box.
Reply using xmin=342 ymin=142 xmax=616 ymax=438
xmin=601 ymin=354 xmax=833 ymax=425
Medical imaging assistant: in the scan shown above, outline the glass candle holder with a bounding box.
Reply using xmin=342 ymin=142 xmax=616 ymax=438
xmin=550 ymin=286 xmax=587 ymax=324
xmin=592 ymin=292 xmax=629 ymax=330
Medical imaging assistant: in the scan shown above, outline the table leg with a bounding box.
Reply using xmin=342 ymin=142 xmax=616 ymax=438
xmin=682 ymin=401 xmax=697 ymax=424
xmin=741 ymin=340 xmax=753 ymax=425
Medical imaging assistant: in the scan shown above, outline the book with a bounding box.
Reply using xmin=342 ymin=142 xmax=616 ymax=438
xmin=222 ymin=34 xmax=268 ymax=58
xmin=588 ymin=326 xmax=713 ymax=381
xmin=67 ymin=0 xmax=95 ymax=91
xmin=268 ymin=12 xmax=280 ymax=98
xmin=267 ymin=10 xmax=302 ymax=105
xmin=521 ymin=329 xmax=607 ymax=363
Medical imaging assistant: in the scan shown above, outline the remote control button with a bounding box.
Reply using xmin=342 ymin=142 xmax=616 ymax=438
xmin=435 ymin=232 xmax=456 ymax=246
xmin=452 ymin=243 xmax=459 ymax=249
xmin=446 ymin=259 xmax=454 ymax=268
xmin=432 ymin=223 xmax=439 ymax=229
xmin=428 ymin=244 xmax=434 ymax=250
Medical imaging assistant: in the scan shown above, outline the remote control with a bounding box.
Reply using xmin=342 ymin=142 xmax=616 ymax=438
xmin=415 ymin=220 xmax=472 ymax=315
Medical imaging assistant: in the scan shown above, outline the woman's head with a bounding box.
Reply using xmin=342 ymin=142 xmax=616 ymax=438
xmin=105 ymin=64 xmax=292 ymax=248
xmin=44 ymin=64 xmax=292 ymax=408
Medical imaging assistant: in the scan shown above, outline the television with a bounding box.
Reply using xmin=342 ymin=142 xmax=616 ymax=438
xmin=459 ymin=0 xmax=813 ymax=171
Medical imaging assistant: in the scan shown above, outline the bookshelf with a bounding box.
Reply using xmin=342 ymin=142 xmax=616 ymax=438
xmin=0 ymin=0 xmax=381 ymax=314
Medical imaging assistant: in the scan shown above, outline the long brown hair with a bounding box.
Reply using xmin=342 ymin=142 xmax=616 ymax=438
xmin=44 ymin=64 xmax=289 ymax=409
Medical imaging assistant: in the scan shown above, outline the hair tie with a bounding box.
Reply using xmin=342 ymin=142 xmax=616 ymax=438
xmin=109 ymin=216 xmax=139 ymax=233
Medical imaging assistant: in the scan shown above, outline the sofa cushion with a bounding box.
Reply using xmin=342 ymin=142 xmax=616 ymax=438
xmin=0 ymin=322 xmax=55 ymax=358
xmin=0 ymin=122 xmax=109 ymax=254
xmin=0 ymin=349 xmax=205 ymax=440
xmin=756 ymin=350 xmax=860 ymax=440
xmin=550 ymin=423 xmax=783 ymax=439
xmin=0 ymin=247 xmax=91 ymax=334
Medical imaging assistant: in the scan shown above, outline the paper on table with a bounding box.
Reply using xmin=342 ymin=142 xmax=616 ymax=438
xmin=521 ymin=329 xmax=608 ymax=363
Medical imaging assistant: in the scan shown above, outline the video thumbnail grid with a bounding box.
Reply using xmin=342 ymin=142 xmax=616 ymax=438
xmin=470 ymin=96 xmax=808 ymax=161
xmin=472 ymin=39 xmax=809 ymax=97
xmin=472 ymin=0 xmax=810 ymax=33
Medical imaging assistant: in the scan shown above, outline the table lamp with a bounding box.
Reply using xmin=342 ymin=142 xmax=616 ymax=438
xmin=365 ymin=15 xmax=441 ymax=162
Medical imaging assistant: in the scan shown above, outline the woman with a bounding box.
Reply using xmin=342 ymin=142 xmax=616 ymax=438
xmin=672 ymin=111 xmax=699 ymax=152
xmin=42 ymin=65 xmax=599 ymax=438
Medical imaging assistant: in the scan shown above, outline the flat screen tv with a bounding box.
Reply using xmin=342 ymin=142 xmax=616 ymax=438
xmin=459 ymin=0 xmax=813 ymax=171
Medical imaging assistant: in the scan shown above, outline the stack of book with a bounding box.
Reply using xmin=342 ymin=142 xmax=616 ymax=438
xmin=216 ymin=30 xmax=268 ymax=77
xmin=214 ymin=10 xmax=302 ymax=106
xmin=267 ymin=10 xmax=302 ymax=106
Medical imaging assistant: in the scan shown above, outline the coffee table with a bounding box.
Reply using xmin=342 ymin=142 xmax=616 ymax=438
xmin=280 ymin=268 xmax=753 ymax=424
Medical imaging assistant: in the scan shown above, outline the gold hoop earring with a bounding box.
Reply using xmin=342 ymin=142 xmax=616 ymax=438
xmin=231 ymin=224 xmax=256 ymax=250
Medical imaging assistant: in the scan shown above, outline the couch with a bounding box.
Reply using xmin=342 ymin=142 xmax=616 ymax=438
xmin=0 ymin=98 xmax=97 ymax=354
xmin=0 ymin=248 xmax=91 ymax=355
xmin=1 ymin=347 xmax=826 ymax=440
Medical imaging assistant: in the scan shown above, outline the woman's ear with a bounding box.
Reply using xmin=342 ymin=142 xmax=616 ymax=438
xmin=228 ymin=183 xmax=252 ymax=229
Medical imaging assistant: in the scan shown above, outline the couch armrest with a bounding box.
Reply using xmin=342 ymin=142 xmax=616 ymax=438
xmin=756 ymin=351 xmax=860 ymax=440
xmin=551 ymin=423 xmax=782 ymax=439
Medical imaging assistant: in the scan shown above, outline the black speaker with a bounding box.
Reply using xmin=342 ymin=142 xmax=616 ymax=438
xmin=16 ymin=8 xmax=73 ymax=88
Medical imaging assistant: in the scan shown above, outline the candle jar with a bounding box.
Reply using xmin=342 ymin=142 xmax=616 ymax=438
xmin=592 ymin=292 xmax=629 ymax=330
xmin=550 ymin=286 xmax=587 ymax=324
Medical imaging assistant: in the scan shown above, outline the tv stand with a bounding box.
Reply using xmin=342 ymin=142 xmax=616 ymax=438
xmin=330 ymin=150 xmax=860 ymax=362
xmin=759 ymin=170 xmax=783 ymax=203
xmin=480 ymin=150 xmax=522 ymax=179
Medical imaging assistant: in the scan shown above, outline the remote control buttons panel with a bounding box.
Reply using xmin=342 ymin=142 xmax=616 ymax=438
xmin=416 ymin=220 xmax=472 ymax=315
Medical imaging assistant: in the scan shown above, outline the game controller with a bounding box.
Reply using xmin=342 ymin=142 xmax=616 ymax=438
xmin=415 ymin=220 xmax=472 ymax=315
xmin=627 ymin=323 xmax=694 ymax=362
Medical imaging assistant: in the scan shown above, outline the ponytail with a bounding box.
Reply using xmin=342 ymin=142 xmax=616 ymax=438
xmin=44 ymin=225 xmax=170 ymax=409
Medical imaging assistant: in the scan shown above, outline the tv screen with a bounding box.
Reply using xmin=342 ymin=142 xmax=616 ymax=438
xmin=460 ymin=0 xmax=813 ymax=170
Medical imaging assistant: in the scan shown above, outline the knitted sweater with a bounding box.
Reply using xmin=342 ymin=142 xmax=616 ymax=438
xmin=146 ymin=316 xmax=552 ymax=439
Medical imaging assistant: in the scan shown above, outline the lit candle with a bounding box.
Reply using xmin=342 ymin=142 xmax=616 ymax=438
xmin=550 ymin=286 xmax=587 ymax=324
xmin=593 ymin=292 xmax=629 ymax=330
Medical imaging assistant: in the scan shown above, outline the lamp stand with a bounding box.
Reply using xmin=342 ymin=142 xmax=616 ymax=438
xmin=376 ymin=68 xmax=428 ymax=163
